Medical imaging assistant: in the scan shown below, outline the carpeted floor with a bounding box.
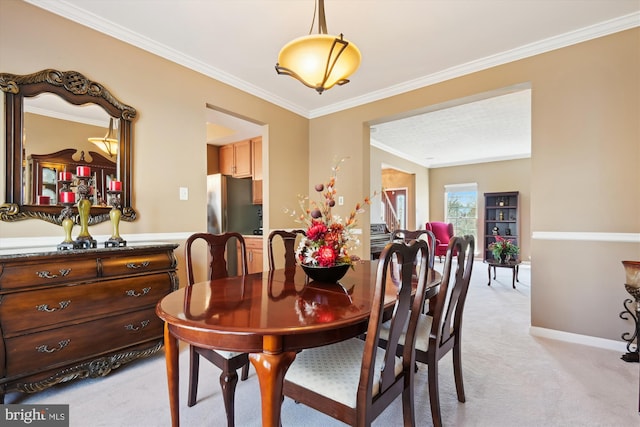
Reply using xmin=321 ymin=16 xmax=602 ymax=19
xmin=7 ymin=261 xmax=639 ymax=426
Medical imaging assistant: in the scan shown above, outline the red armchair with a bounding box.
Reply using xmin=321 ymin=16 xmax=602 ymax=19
xmin=425 ymin=221 xmax=454 ymax=262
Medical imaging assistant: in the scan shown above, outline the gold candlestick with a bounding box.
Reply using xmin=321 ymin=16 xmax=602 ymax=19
xmin=74 ymin=175 xmax=97 ymax=249
xmin=57 ymin=202 xmax=77 ymax=250
xmin=105 ymin=190 xmax=126 ymax=247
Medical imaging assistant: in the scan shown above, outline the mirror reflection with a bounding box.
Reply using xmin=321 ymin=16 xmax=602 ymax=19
xmin=25 ymin=93 xmax=119 ymax=206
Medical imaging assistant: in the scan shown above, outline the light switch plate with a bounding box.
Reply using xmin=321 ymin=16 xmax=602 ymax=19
xmin=179 ymin=187 xmax=189 ymax=200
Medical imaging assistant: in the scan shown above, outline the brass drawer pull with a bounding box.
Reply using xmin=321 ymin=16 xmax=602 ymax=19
xmin=124 ymin=320 xmax=150 ymax=331
xmin=126 ymin=261 xmax=150 ymax=269
xmin=36 ymin=269 xmax=71 ymax=279
xmin=125 ymin=287 xmax=151 ymax=297
xmin=36 ymin=339 xmax=70 ymax=353
xmin=36 ymin=300 xmax=71 ymax=312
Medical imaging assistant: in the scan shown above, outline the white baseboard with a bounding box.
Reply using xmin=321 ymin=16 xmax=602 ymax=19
xmin=530 ymin=326 xmax=633 ymax=353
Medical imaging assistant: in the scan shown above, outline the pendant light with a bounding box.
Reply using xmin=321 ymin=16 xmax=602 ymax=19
xmin=275 ymin=0 xmax=361 ymax=94
xmin=88 ymin=118 xmax=118 ymax=157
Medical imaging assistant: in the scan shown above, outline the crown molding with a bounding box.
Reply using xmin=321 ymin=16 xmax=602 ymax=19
xmin=310 ymin=12 xmax=640 ymax=118
xmin=24 ymin=0 xmax=309 ymax=117
xmin=26 ymin=2 xmax=639 ymax=119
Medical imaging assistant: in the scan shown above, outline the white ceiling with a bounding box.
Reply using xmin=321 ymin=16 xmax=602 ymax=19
xmin=371 ymin=87 xmax=532 ymax=168
xmin=25 ymin=0 xmax=639 ymax=167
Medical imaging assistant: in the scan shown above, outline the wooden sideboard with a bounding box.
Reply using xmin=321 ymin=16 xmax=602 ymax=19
xmin=0 ymin=243 xmax=179 ymax=402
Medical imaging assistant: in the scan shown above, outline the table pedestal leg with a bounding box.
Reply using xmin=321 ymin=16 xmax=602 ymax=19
xmin=250 ymin=351 xmax=297 ymax=427
xmin=164 ymin=323 xmax=180 ymax=427
xmin=487 ymin=265 xmax=492 ymax=286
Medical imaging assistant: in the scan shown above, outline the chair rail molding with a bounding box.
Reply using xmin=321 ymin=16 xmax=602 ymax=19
xmin=532 ymin=231 xmax=640 ymax=243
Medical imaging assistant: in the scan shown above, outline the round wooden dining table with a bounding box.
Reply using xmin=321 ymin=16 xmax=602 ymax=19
xmin=156 ymin=260 xmax=441 ymax=427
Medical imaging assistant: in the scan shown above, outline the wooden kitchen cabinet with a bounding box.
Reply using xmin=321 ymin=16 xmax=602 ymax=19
xmin=251 ymin=137 xmax=263 ymax=204
xmin=252 ymin=179 xmax=263 ymax=205
xmin=0 ymin=243 xmax=179 ymax=402
xmin=238 ymin=236 xmax=263 ymax=274
xmin=219 ymin=144 xmax=234 ymax=175
xmin=219 ymin=139 xmax=252 ymax=178
xmin=252 ymin=137 xmax=262 ymax=180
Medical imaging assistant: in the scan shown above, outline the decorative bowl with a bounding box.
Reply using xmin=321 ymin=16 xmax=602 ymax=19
xmin=300 ymin=263 xmax=350 ymax=283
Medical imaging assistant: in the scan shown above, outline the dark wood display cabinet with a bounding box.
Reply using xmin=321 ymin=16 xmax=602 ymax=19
xmin=483 ymin=191 xmax=520 ymax=262
xmin=0 ymin=243 xmax=179 ymax=402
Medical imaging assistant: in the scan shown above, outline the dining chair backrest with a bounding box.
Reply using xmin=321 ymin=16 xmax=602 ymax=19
xmin=267 ymin=229 xmax=306 ymax=270
xmin=361 ymin=239 xmax=431 ymax=418
xmin=431 ymin=235 xmax=474 ymax=353
xmin=392 ymin=229 xmax=436 ymax=269
xmin=185 ymin=232 xmax=248 ymax=285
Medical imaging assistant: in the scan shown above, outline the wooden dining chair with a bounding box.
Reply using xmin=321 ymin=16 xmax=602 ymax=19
xmin=282 ymin=239 xmax=431 ymax=426
xmin=267 ymin=229 xmax=306 ymax=270
xmin=184 ymin=232 xmax=251 ymax=427
xmin=392 ymin=229 xmax=437 ymax=314
xmin=379 ymin=235 xmax=475 ymax=427
xmin=392 ymin=229 xmax=436 ymax=269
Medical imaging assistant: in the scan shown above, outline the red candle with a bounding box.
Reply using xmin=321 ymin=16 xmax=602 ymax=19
xmin=37 ymin=195 xmax=50 ymax=205
xmin=58 ymin=171 xmax=73 ymax=181
xmin=76 ymin=166 xmax=91 ymax=177
xmin=60 ymin=191 xmax=75 ymax=204
xmin=109 ymin=180 xmax=122 ymax=191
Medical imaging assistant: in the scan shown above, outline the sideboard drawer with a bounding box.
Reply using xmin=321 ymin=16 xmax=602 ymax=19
xmin=100 ymin=251 xmax=175 ymax=277
xmin=0 ymin=273 xmax=175 ymax=336
xmin=5 ymin=307 xmax=163 ymax=376
xmin=0 ymin=243 xmax=178 ymax=401
xmin=0 ymin=258 xmax=97 ymax=290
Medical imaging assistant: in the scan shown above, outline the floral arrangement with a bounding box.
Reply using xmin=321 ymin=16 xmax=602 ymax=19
xmin=287 ymin=158 xmax=373 ymax=268
xmin=489 ymin=235 xmax=520 ymax=261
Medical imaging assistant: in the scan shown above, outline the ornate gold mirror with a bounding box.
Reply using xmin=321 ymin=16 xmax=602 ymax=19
xmin=1 ymin=69 xmax=137 ymax=225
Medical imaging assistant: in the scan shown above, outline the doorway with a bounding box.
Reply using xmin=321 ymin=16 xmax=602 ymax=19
xmin=384 ymin=188 xmax=407 ymax=230
xmin=369 ymin=85 xmax=531 ymax=261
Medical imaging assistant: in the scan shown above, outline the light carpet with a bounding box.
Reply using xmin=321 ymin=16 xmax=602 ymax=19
xmin=7 ymin=261 xmax=639 ymax=426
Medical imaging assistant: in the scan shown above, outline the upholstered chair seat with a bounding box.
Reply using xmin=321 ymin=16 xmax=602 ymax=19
xmin=284 ymin=339 xmax=403 ymax=408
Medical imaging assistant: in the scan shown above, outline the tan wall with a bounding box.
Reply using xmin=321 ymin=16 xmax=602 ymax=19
xmin=429 ymin=158 xmax=531 ymax=261
xmin=0 ymin=1 xmax=308 ymax=286
xmin=1 ymin=2 xmax=639 ymax=343
xmin=310 ymin=29 xmax=639 ymax=342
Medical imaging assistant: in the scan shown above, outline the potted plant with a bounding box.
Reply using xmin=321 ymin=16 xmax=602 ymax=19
xmin=489 ymin=235 xmax=520 ymax=263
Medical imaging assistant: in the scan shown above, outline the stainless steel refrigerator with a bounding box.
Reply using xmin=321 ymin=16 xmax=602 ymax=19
xmin=207 ymin=173 xmax=260 ymax=235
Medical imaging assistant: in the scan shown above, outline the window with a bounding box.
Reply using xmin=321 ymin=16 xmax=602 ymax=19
xmin=445 ymin=183 xmax=478 ymax=245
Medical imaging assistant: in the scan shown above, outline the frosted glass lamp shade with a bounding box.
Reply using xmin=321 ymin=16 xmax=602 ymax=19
xmin=89 ymin=137 xmax=118 ymax=157
xmin=276 ymin=34 xmax=361 ymax=94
